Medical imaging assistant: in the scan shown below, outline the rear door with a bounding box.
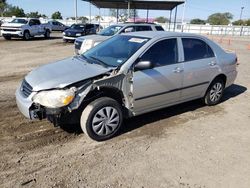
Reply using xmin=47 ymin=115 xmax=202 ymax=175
xmin=28 ymin=19 xmax=39 ymax=35
xmin=181 ymin=38 xmax=219 ymax=100
xmin=133 ymin=38 xmax=184 ymax=114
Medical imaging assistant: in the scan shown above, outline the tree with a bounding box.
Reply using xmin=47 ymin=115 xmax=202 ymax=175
xmin=3 ymin=5 xmax=25 ymax=17
xmin=79 ymin=16 xmax=88 ymax=23
xmin=190 ymin=18 xmax=206 ymax=24
xmin=0 ymin=0 xmax=7 ymax=17
xmin=26 ymin=11 xmax=46 ymax=18
xmin=109 ymin=9 xmax=138 ymax=22
xmin=51 ymin=11 xmax=62 ymax=19
xmin=155 ymin=16 xmax=169 ymax=23
xmin=207 ymin=12 xmax=233 ymax=25
xmin=246 ymin=19 xmax=250 ymax=26
xmin=232 ymin=19 xmax=245 ymax=26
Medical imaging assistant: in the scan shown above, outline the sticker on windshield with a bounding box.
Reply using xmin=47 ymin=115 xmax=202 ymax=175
xmin=129 ymin=38 xmax=148 ymax=43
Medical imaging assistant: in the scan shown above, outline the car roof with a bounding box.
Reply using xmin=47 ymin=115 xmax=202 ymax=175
xmin=122 ymin=31 xmax=206 ymax=39
xmin=113 ymin=23 xmax=159 ymax=27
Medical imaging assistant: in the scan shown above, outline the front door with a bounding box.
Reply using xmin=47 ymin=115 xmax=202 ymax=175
xmin=133 ymin=38 xmax=184 ymax=115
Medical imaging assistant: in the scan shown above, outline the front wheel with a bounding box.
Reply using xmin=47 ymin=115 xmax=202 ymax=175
xmin=204 ymin=79 xmax=225 ymax=106
xmin=23 ymin=31 xmax=30 ymax=40
xmin=3 ymin=36 xmax=11 ymax=40
xmin=80 ymin=97 xmax=123 ymax=141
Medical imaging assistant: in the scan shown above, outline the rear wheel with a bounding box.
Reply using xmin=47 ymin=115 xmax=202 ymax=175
xmin=44 ymin=29 xmax=50 ymax=39
xmin=3 ymin=36 xmax=11 ymax=40
xmin=204 ymin=79 xmax=225 ymax=106
xmin=80 ymin=97 xmax=123 ymax=141
xmin=23 ymin=31 xmax=30 ymax=40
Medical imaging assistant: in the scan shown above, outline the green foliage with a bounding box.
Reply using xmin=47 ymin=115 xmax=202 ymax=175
xmin=207 ymin=12 xmax=233 ymax=25
xmin=79 ymin=16 xmax=88 ymax=23
xmin=3 ymin=5 xmax=25 ymax=17
xmin=190 ymin=18 xmax=206 ymax=25
xmin=232 ymin=19 xmax=250 ymax=26
xmin=109 ymin=9 xmax=138 ymax=22
xmin=155 ymin=16 xmax=169 ymax=23
xmin=51 ymin=11 xmax=62 ymax=19
xmin=0 ymin=0 xmax=7 ymax=17
xmin=26 ymin=11 xmax=47 ymax=18
xmin=232 ymin=19 xmax=245 ymax=25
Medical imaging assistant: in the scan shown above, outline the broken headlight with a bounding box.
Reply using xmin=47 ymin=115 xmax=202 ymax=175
xmin=33 ymin=87 xmax=76 ymax=108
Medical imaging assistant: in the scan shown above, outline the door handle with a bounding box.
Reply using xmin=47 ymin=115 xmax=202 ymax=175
xmin=209 ymin=61 xmax=217 ymax=66
xmin=173 ymin=67 xmax=184 ymax=73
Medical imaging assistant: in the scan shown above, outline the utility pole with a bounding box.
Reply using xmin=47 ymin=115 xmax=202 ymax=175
xmin=181 ymin=0 xmax=186 ymax=32
xmin=240 ymin=6 xmax=244 ymax=20
xmin=75 ymin=0 xmax=78 ymax=23
xmin=127 ymin=1 xmax=130 ymax=20
xmin=89 ymin=1 xmax=92 ymax=23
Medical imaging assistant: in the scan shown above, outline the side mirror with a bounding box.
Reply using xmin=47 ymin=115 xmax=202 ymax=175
xmin=134 ymin=60 xmax=153 ymax=71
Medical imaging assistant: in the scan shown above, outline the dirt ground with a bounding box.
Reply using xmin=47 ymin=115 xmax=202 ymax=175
xmin=0 ymin=33 xmax=249 ymax=188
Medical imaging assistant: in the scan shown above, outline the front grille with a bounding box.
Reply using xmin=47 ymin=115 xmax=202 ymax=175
xmin=3 ymin=29 xmax=19 ymax=32
xmin=75 ymin=40 xmax=83 ymax=50
xmin=20 ymin=79 xmax=33 ymax=98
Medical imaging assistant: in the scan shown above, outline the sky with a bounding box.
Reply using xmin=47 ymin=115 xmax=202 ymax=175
xmin=7 ymin=0 xmax=250 ymax=21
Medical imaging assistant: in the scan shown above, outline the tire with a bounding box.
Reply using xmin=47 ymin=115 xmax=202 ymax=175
xmin=204 ymin=78 xmax=225 ymax=106
xmin=23 ymin=31 xmax=30 ymax=40
xmin=44 ymin=29 xmax=50 ymax=39
xmin=3 ymin=36 xmax=11 ymax=40
xmin=80 ymin=97 xmax=123 ymax=141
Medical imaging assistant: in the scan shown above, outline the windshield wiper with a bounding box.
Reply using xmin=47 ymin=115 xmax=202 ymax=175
xmin=89 ymin=56 xmax=110 ymax=68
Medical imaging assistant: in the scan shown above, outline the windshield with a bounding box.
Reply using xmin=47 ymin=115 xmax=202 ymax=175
xmin=98 ymin=25 xmax=123 ymax=36
xmin=10 ymin=19 xmax=28 ymax=24
xmin=83 ymin=35 xmax=150 ymax=67
xmin=70 ymin=24 xmax=85 ymax=29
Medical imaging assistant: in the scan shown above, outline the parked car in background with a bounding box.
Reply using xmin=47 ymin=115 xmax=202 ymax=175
xmin=0 ymin=18 xmax=52 ymax=40
xmin=16 ymin=31 xmax=238 ymax=141
xmin=63 ymin=23 xmax=100 ymax=42
xmin=74 ymin=23 xmax=164 ymax=54
xmin=48 ymin=20 xmax=69 ymax=31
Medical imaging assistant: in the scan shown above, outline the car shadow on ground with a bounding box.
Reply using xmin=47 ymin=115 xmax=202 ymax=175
xmin=60 ymin=84 xmax=247 ymax=136
xmin=0 ymin=36 xmax=62 ymax=42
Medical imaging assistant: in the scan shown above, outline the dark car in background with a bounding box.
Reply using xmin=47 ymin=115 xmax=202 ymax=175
xmin=63 ymin=23 xmax=100 ymax=42
xmin=48 ymin=20 xmax=69 ymax=32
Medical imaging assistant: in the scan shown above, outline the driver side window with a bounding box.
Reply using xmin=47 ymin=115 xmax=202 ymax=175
xmin=140 ymin=38 xmax=178 ymax=67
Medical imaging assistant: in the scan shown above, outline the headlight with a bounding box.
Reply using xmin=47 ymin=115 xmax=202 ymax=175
xmin=76 ymin=33 xmax=81 ymax=36
xmin=81 ymin=40 xmax=93 ymax=53
xmin=62 ymin=32 xmax=65 ymax=35
xmin=33 ymin=87 xmax=76 ymax=108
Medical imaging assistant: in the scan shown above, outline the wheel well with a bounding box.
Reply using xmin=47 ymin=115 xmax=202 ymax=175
xmin=213 ymin=74 xmax=227 ymax=85
xmin=24 ymin=30 xmax=29 ymax=34
xmin=83 ymin=86 xmax=124 ymax=107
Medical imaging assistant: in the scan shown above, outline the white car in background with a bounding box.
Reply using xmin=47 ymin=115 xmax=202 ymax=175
xmin=74 ymin=23 xmax=164 ymax=54
xmin=0 ymin=18 xmax=52 ymax=40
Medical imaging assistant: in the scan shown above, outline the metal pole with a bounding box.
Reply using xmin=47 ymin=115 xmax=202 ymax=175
xmin=127 ymin=1 xmax=130 ymax=20
xmin=240 ymin=7 xmax=244 ymax=20
xmin=173 ymin=6 xmax=178 ymax=31
xmin=134 ymin=9 xmax=136 ymax=22
xmin=146 ymin=9 xmax=149 ymax=23
xmin=99 ymin=8 xmax=101 ymax=26
xmin=169 ymin=10 xmax=172 ymax=31
xmin=116 ymin=8 xmax=119 ymax=23
xmin=75 ymin=0 xmax=78 ymax=23
xmin=181 ymin=0 xmax=186 ymax=32
xmin=89 ymin=2 xmax=92 ymax=23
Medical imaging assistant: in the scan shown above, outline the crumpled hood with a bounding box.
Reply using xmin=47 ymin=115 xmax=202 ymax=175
xmin=1 ymin=22 xmax=24 ymax=28
xmin=25 ymin=57 xmax=110 ymax=91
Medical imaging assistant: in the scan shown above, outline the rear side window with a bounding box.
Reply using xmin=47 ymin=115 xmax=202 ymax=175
xmin=182 ymin=38 xmax=214 ymax=61
xmin=155 ymin=26 xmax=164 ymax=31
xmin=141 ymin=38 xmax=178 ymax=67
xmin=135 ymin=26 xmax=152 ymax=31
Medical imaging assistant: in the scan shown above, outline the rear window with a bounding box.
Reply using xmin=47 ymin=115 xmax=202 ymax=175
xmin=155 ymin=26 xmax=164 ymax=31
xmin=135 ymin=26 xmax=152 ymax=31
xmin=182 ymin=38 xmax=214 ymax=61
